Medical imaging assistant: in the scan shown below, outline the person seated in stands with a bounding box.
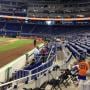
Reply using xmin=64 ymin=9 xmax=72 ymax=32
xmin=33 ymin=46 xmax=40 ymax=61
xmin=30 ymin=58 xmax=35 ymax=65
xmin=40 ymin=47 xmax=48 ymax=63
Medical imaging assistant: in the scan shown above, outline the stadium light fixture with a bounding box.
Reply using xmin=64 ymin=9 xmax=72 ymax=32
xmin=77 ymin=14 xmax=84 ymax=17
xmin=46 ymin=21 xmax=52 ymax=25
xmin=25 ymin=17 xmax=28 ymax=23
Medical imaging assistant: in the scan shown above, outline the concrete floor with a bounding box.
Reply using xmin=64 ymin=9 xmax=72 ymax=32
xmin=56 ymin=49 xmax=78 ymax=90
xmin=17 ymin=47 xmax=90 ymax=90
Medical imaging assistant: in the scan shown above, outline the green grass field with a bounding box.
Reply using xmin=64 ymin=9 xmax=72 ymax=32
xmin=0 ymin=38 xmax=34 ymax=52
xmin=0 ymin=37 xmax=10 ymax=42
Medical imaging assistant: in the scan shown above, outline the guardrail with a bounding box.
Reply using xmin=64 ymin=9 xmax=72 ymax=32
xmin=0 ymin=48 xmax=72 ymax=88
xmin=0 ymin=43 xmax=73 ymax=90
xmin=0 ymin=44 xmax=44 ymax=82
xmin=12 ymin=46 xmax=55 ymax=80
xmin=0 ymin=49 xmax=56 ymax=90
xmin=0 ymin=53 xmax=72 ymax=90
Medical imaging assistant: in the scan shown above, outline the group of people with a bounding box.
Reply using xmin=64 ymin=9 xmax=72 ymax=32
xmin=33 ymin=40 xmax=57 ymax=63
xmin=33 ymin=44 xmax=49 ymax=63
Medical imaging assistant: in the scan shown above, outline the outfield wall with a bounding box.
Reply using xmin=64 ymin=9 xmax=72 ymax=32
xmin=0 ymin=44 xmax=44 ymax=83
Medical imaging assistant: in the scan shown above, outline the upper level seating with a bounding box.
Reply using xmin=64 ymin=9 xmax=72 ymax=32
xmin=0 ymin=0 xmax=27 ymax=17
xmin=0 ymin=12 xmax=13 ymax=16
xmin=14 ymin=13 xmax=27 ymax=17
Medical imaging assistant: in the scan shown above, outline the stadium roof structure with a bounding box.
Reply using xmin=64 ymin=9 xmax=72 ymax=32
xmin=27 ymin=0 xmax=90 ymax=18
xmin=0 ymin=0 xmax=90 ymax=18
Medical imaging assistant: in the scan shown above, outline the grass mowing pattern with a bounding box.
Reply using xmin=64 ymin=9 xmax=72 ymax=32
xmin=0 ymin=39 xmax=33 ymax=52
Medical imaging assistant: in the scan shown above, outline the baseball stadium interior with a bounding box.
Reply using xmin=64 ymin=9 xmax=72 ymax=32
xmin=0 ymin=0 xmax=90 ymax=90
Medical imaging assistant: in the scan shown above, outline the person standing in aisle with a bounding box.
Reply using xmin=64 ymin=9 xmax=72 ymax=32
xmin=78 ymin=55 xmax=89 ymax=90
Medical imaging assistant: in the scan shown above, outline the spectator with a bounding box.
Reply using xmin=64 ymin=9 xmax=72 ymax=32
xmin=78 ymin=56 xmax=89 ymax=90
xmin=40 ymin=47 xmax=48 ymax=63
xmin=34 ymin=46 xmax=40 ymax=61
xmin=78 ymin=56 xmax=89 ymax=80
xmin=30 ymin=59 xmax=35 ymax=65
xmin=33 ymin=39 xmax=36 ymax=47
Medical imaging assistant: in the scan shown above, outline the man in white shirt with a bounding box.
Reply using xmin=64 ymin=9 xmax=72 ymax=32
xmin=34 ymin=46 xmax=40 ymax=61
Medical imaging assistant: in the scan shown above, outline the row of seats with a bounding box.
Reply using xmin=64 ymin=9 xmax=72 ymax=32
xmin=75 ymin=42 xmax=90 ymax=54
xmin=22 ymin=67 xmax=77 ymax=90
xmin=0 ymin=40 xmax=73 ymax=90
xmin=12 ymin=43 xmax=56 ymax=80
xmin=66 ymin=38 xmax=90 ymax=59
xmin=69 ymin=42 xmax=87 ymax=53
xmin=66 ymin=44 xmax=80 ymax=59
xmin=0 ymin=22 xmax=90 ymax=36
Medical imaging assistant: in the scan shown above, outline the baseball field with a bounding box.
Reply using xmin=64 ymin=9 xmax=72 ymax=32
xmin=0 ymin=37 xmax=42 ymax=68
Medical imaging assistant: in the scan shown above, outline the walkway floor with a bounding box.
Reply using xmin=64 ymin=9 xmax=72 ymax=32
xmin=18 ymin=47 xmax=90 ymax=90
xmin=56 ymin=49 xmax=78 ymax=90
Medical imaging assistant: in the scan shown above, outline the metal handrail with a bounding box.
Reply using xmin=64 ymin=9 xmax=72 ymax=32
xmin=22 ymin=46 xmax=54 ymax=72
xmin=0 ymin=55 xmax=55 ymax=87
xmin=0 ymin=46 xmax=72 ymax=88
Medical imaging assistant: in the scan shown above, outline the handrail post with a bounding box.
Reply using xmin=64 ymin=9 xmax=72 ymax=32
xmin=25 ymin=53 xmax=29 ymax=65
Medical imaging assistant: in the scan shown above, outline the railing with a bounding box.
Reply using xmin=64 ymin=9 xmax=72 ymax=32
xmin=12 ymin=45 xmax=55 ymax=79
xmin=0 ymin=43 xmax=44 ymax=82
xmin=0 ymin=43 xmax=72 ymax=90
xmin=0 ymin=56 xmax=72 ymax=90
xmin=0 ymin=51 xmax=56 ymax=90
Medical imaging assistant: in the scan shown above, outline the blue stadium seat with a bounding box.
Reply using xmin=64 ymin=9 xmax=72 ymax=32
xmin=24 ymin=61 xmax=42 ymax=70
xmin=14 ymin=70 xmax=29 ymax=79
xmin=66 ymin=44 xmax=80 ymax=58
